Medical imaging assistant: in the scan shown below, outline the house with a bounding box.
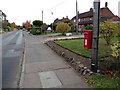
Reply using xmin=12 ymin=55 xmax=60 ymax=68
xmin=0 ymin=10 xmax=9 ymax=32
xmin=0 ymin=10 xmax=7 ymax=21
xmin=71 ymin=2 xmax=120 ymax=31
xmin=54 ymin=16 xmax=70 ymax=24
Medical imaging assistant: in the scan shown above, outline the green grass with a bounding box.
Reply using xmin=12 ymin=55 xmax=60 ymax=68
xmin=87 ymin=74 xmax=120 ymax=88
xmin=54 ymin=37 xmax=119 ymax=58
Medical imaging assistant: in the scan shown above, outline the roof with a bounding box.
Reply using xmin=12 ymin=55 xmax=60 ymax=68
xmin=71 ymin=10 xmax=93 ymax=20
xmin=0 ymin=10 xmax=7 ymax=17
xmin=54 ymin=17 xmax=70 ymax=23
xmin=78 ymin=16 xmax=118 ymax=25
xmin=72 ymin=7 xmax=115 ymax=20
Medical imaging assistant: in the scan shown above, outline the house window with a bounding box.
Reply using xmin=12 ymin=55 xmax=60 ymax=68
xmin=78 ymin=19 xmax=80 ymax=22
xmin=90 ymin=18 xmax=92 ymax=20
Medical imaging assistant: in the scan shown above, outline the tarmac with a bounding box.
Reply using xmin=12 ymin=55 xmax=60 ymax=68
xmin=19 ymin=32 xmax=91 ymax=88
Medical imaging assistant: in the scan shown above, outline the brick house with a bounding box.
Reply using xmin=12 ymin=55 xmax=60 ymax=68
xmin=71 ymin=2 xmax=120 ymax=31
xmin=54 ymin=16 xmax=70 ymax=24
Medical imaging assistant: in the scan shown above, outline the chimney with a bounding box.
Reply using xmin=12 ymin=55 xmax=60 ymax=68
xmin=105 ymin=2 xmax=108 ymax=8
xmin=90 ymin=8 xmax=93 ymax=11
xmin=66 ymin=16 xmax=68 ymax=18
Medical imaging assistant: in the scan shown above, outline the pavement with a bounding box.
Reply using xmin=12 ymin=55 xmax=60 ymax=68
xmin=20 ymin=32 xmax=90 ymax=88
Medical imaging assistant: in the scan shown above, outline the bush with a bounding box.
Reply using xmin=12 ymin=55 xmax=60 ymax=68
xmin=30 ymin=27 xmax=42 ymax=35
xmin=56 ymin=23 xmax=71 ymax=35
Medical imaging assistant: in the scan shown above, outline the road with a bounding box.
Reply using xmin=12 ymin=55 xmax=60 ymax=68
xmin=2 ymin=30 xmax=24 ymax=88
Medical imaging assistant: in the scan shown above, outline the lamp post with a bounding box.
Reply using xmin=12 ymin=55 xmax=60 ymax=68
xmin=91 ymin=0 xmax=100 ymax=73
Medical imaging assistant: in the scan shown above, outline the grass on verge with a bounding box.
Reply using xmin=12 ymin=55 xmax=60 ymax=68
xmin=54 ymin=37 xmax=118 ymax=58
xmin=87 ymin=74 xmax=120 ymax=88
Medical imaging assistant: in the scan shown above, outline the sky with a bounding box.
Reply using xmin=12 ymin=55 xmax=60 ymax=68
xmin=0 ymin=0 xmax=120 ymax=25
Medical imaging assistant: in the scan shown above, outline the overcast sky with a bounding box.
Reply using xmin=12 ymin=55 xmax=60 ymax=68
xmin=0 ymin=0 xmax=120 ymax=25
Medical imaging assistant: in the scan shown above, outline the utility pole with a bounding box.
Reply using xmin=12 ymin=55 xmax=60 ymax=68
xmin=76 ymin=0 xmax=78 ymax=34
xmin=42 ymin=10 xmax=43 ymax=22
xmin=118 ymin=1 xmax=120 ymax=42
xmin=91 ymin=0 xmax=100 ymax=73
xmin=51 ymin=12 xmax=53 ymax=31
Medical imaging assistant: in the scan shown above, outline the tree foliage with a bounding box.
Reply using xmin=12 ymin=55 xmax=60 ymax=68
xmin=100 ymin=20 xmax=119 ymax=45
xmin=49 ymin=23 xmax=57 ymax=32
xmin=56 ymin=23 xmax=71 ymax=35
xmin=32 ymin=20 xmax=43 ymax=26
xmin=41 ymin=23 xmax=48 ymax=33
xmin=2 ymin=21 xmax=9 ymax=29
xmin=111 ymin=41 xmax=120 ymax=59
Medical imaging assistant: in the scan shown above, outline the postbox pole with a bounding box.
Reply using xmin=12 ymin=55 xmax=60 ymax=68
xmin=91 ymin=0 xmax=100 ymax=73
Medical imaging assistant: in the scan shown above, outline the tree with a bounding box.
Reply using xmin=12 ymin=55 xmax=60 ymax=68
xmin=32 ymin=20 xmax=43 ymax=26
xmin=56 ymin=23 xmax=71 ymax=35
xmin=70 ymin=25 xmax=75 ymax=32
xmin=41 ymin=23 xmax=48 ymax=33
xmin=100 ymin=20 xmax=119 ymax=45
xmin=49 ymin=23 xmax=57 ymax=32
xmin=2 ymin=21 xmax=9 ymax=30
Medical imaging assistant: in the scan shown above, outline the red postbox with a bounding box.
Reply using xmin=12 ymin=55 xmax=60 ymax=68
xmin=84 ymin=30 xmax=93 ymax=49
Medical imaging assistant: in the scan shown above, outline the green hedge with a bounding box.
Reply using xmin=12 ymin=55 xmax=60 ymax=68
xmin=30 ymin=27 xmax=42 ymax=35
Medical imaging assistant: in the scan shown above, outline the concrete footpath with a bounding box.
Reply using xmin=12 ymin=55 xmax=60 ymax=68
xmin=20 ymin=32 xmax=90 ymax=88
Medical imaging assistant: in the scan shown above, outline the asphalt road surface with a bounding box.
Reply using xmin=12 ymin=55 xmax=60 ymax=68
xmin=2 ymin=30 xmax=24 ymax=88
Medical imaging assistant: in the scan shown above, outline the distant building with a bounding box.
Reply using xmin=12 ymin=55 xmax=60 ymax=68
xmin=54 ymin=16 xmax=70 ymax=24
xmin=0 ymin=10 xmax=9 ymax=32
xmin=71 ymin=2 xmax=120 ymax=30
xmin=0 ymin=10 xmax=7 ymax=21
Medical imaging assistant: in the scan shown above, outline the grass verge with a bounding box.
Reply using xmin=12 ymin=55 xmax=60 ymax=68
xmin=87 ymin=74 xmax=120 ymax=88
xmin=54 ymin=37 xmax=118 ymax=58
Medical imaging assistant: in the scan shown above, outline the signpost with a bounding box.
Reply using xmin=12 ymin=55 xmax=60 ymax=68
xmin=91 ymin=0 xmax=100 ymax=73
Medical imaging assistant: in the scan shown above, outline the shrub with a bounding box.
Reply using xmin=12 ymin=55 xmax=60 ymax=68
xmin=56 ymin=23 xmax=71 ymax=35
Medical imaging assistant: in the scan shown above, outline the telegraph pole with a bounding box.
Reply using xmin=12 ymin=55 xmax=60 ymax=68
xmin=42 ymin=10 xmax=43 ymax=22
xmin=76 ymin=0 xmax=78 ymax=34
xmin=91 ymin=0 xmax=100 ymax=73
